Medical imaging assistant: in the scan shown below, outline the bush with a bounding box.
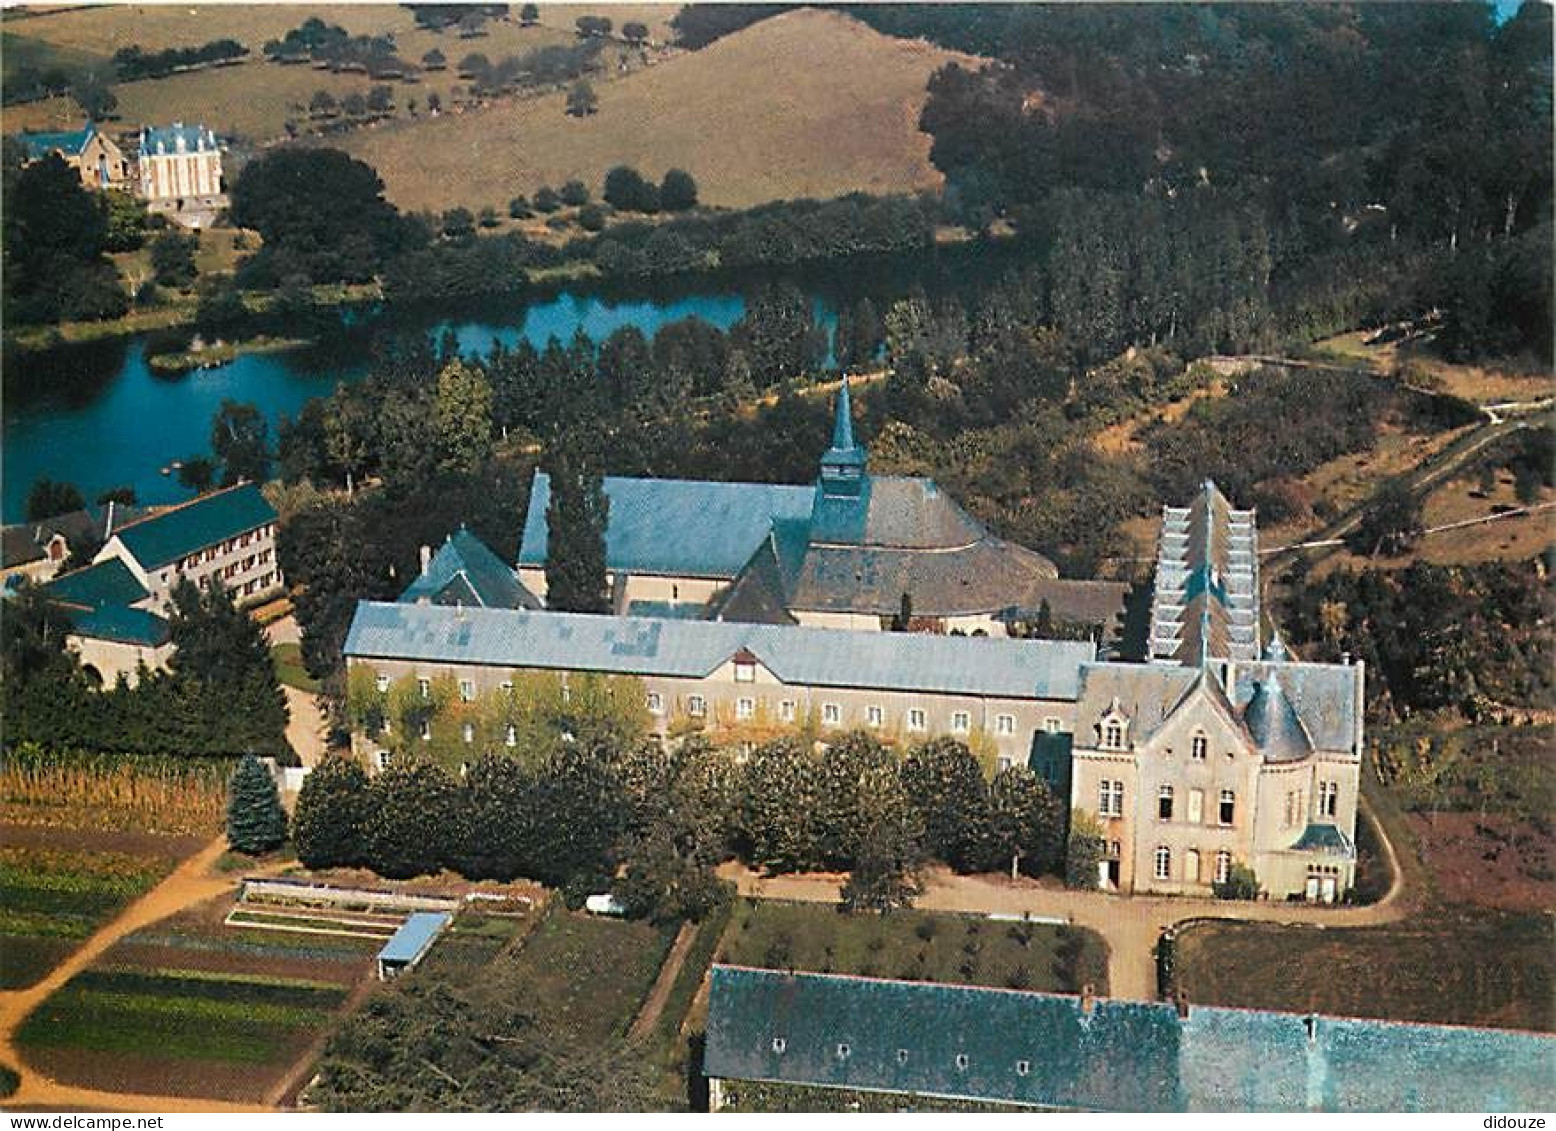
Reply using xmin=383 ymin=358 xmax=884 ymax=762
xmin=1212 ymin=862 xmax=1261 ymax=900
xmin=1064 ymin=811 xmax=1105 ymax=890
xmin=603 ymin=165 xmax=659 ymax=213
xmin=533 ymin=186 xmax=561 ymax=213
xmin=577 ymin=203 xmax=607 ymax=232
xmin=292 ymin=755 xmax=369 ymax=869
xmin=659 ymin=168 xmax=698 ymax=212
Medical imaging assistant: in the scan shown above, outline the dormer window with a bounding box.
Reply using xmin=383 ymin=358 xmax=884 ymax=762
xmin=734 ymin=659 xmax=756 ymax=683
xmin=1103 ymin=720 xmax=1124 ymax=749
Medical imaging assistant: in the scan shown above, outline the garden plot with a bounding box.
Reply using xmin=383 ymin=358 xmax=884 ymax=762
xmin=16 ymin=893 xmax=379 ymax=1104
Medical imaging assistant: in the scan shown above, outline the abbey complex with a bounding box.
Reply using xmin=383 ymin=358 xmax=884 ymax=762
xmin=344 ymin=382 xmax=1364 ymax=901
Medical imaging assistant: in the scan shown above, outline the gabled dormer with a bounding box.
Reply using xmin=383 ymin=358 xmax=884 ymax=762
xmin=1098 ymin=697 xmax=1131 ymax=751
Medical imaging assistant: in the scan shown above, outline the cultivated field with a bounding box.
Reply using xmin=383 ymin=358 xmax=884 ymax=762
xmin=1172 ymin=910 xmax=1553 ymax=1034
xmin=0 ymin=748 xmax=227 ymax=992
xmin=342 ymin=8 xmax=984 ymax=213
xmin=16 ymin=892 xmax=378 ymax=1103
xmin=510 ymin=903 xmax=677 ymax=1043
xmin=717 ymin=899 xmax=1110 ymax=994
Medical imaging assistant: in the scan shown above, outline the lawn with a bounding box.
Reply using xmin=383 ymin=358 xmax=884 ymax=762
xmin=717 ymin=900 xmax=1110 ymax=995
xmin=270 ymin=641 xmax=321 ymax=693
xmin=1172 ymin=909 xmax=1553 ymax=1034
xmin=344 ymin=8 xmax=983 ymax=213
xmin=508 ymin=904 xmax=677 ymax=1044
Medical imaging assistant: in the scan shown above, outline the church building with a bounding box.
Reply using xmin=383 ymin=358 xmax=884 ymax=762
xmin=517 ymin=379 xmax=1129 ymax=642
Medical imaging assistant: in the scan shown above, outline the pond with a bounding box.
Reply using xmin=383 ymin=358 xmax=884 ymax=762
xmin=2 ymin=243 xmax=1026 ymax=521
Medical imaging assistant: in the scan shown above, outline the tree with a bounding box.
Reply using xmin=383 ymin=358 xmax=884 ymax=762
xmin=1347 ymin=478 xmax=1423 ymax=557
xmin=226 ymin=754 xmax=288 ymax=854
xmin=74 ymin=74 xmax=117 ymax=121
xmin=362 ymin=761 xmax=460 ymax=879
xmin=622 ymin=20 xmax=649 ymax=45
xmin=507 ymin=195 xmax=531 ymax=218
xmin=565 ymin=79 xmax=597 ymax=117
xmin=433 ymin=359 xmax=494 ymax=473
xmin=813 ymin=732 xmax=898 ymax=868
xmin=292 ymin=755 xmax=369 ymax=868
xmin=421 ymin=47 xmax=446 ymax=70
xmin=577 ymin=203 xmax=607 ymax=232
xmin=196 ymin=284 xmax=249 ymax=339
xmin=616 ymin=818 xmax=728 ymax=925
xmin=559 ymin=179 xmax=590 ymax=206
xmin=102 ymin=190 xmax=148 ymax=253
xmin=738 ymin=738 xmax=823 ymax=873
xmin=342 ymin=90 xmax=368 ymax=118
xmin=309 ymin=89 xmax=338 ymax=116
xmin=367 ymin=84 xmax=394 ymax=115
xmin=426 ymin=90 xmax=442 ymax=114
xmin=899 ymin=738 xmax=989 ymax=871
xmin=478 ymin=206 xmax=499 ymax=229
xmin=543 ymin=440 xmax=609 ymax=613
xmin=1065 ymin=809 xmax=1105 ymax=890
xmin=4 ymin=152 xmax=124 ymax=324
xmin=441 ymin=207 xmax=476 ymax=241
xmin=840 ymin=807 xmax=924 ymax=914
xmin=533 ymin=185 xmax=561 ymax=212
xmin=177 ymin=456 xmax=217 ymax=494
xmin=211 ymin=399 xmax=271 ymax=485
xmin=95 ymin=485 xmax=137 ymax=507
xmin=25 ymin=478 xmax=83 ymax=521
xmin=149 ymin=231 xmax=198 ymax=287
xmin=977 ymin=767 xmax=1064 ymax=877
xmin=658 ymin=168 xmax=698 ymax=212
xmin=603 ymin=165 xmax=657 ymax=212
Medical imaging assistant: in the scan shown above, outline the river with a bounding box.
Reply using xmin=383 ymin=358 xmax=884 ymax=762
xmin=2 ymin=244 xmax=1024 ymax=521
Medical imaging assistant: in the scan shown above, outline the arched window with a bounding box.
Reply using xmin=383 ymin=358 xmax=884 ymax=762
xmin=1154 ymin=846 xmax=1172 ymax=881
xmin=1215 ymin=850 xmax=1233 ymax=884
xmin=1158 ymin=785 xmax=1174 ymax=821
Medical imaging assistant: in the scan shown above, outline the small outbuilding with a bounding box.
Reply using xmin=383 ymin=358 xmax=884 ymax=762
xmin=376 ymin=911 xmax=451 ymax=980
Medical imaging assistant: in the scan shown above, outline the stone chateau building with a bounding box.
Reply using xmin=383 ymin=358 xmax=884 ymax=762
xmin=344 ymin=383 xmax=1363 ymax=902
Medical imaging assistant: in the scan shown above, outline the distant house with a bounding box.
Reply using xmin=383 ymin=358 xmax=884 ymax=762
xmin=703 ymin=966 xmax=1556 ymax=1113
xmin=135 ymin=122 xmax=226 ymax=229
xmin=92 ymin=481 xmax=283 ymax=613
xmin=13 ymin=125 xmax=131 ymax=190
xmin=2 ymin=500 xmax=144 ymax=587
xmin=33 ymin=483 xmax=282 ymax=687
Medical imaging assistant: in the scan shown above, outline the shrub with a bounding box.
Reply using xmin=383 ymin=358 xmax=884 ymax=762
xmin=577 ymin=203 xmax=607 ymax=232
xmin=226 ymin=754 xmax=287 ymax=854
xmin=292 ymin=755 xmax=369 ymax=869
xmin=1212 ymin=862 xmax=1261 ymax=900
xmin=1064 ymin=810 xmax=1105 ymax=890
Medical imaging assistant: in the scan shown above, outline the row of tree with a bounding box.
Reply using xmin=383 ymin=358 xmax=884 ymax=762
xmin=292 ymin=733 xmax=1067 ymax=918
xmin=113 ymin=39 xmax=247 ymax=81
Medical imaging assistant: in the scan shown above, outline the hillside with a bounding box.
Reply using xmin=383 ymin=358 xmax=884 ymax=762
xmin=339 ymin=8 xmax=985 ymax=212
xmin=2 ymin=4 xmax=678 ymax=143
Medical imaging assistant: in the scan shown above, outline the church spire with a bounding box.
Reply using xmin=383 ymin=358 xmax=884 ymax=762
xmin=818 ymin=375 xmax=867 ymax=497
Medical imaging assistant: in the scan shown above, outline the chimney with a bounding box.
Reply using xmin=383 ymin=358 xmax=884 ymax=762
xmin=1304 ymin=1015 xmax=1318 ymax=1044
xmin=104 ymin=500 xmax=116 ymax=539
xmin=1079 ymin=983 xmax=1096 ymax=1015
xmin=419 ymin=545 xmax=432 ymax=576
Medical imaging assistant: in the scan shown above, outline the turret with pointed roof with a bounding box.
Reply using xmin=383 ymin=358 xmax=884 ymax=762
xmin=818 ymin=375 xmax=867 ymax=499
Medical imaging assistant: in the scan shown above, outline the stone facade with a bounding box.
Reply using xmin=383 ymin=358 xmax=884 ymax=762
xmin=136 ymin=123 xmax=226 ymax=229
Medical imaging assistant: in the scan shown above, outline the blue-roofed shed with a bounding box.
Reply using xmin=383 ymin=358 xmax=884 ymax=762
xmin=376 ymin=911 xmax=451 ymax=980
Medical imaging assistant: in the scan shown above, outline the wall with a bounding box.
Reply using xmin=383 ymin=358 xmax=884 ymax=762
xmin=67 ymin=633 xmax=173 ymax=688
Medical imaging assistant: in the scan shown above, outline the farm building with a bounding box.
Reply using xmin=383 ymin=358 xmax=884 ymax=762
xmin=703 ymin=966 xmax=1556 ymax=1112
xmin=376 ymin=911 xmax=452 ymax=980
xmin=13 ymin=125 xmax=131 ymax=189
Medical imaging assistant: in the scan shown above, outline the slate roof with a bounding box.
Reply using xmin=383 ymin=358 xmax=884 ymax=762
xmin=1073 ymin=659 xmax=1362 ymax=758
xmin=399 ymin=527 xmax=538 ymax=610
xmin=344 ymin=601 xmax=1095 ymax=701
xmin=1242 ymin=676 xmax=1314 ymax=763
xmin=61 ymin=603 xmax=170 ymax=648
xmin=41 ymin=559 xmax=166 ymax=646
xmin=1150 ymin=481 xmax=1260 ymax=665
xmin=112 ymin=483 xmax=275 ymax=571
xmin=705 ymin=967 xmax=1556 ymax=1113
xmin=139 ymin=122 xmax=219 ymax=155
xmin=1289 ymin=823 xmax=1356 ymax=856
xmin=518 ymin=473 xmax=813 ymax=579
xmin=15 ymin=127 xmax=94 ymax=160
xmin=1 ymin=502 xmax=147 ymax=569
xmin=44 ymin=558 xmax=151 ymax=609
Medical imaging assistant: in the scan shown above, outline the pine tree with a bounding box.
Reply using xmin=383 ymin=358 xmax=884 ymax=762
xmin=227 ymin=754 xmax=288 ymax=854
xmin=544 ymin=439 xmax=610 ymax=614
xmin=292 ymin=754 xmax=369 ymax=868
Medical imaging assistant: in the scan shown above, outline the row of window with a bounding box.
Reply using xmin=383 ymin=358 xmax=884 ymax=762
xmin=398 ymin=674 xmax=1065 ymax=739
xmin=1282 ymin=781 xmax=1341 ymax=827
xmin=1156 ymin=785 xmax=1237 ymax=826
xmin=1100 ymin=722 xmax=1216 ymax=762
xmin=174 ymin=526 xmax=274 ymax=572
xmin=1154 ymin=845 xmax=1234 ymax=884
xmin=769 ymin=1039 xmax=1023 ymax=1076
